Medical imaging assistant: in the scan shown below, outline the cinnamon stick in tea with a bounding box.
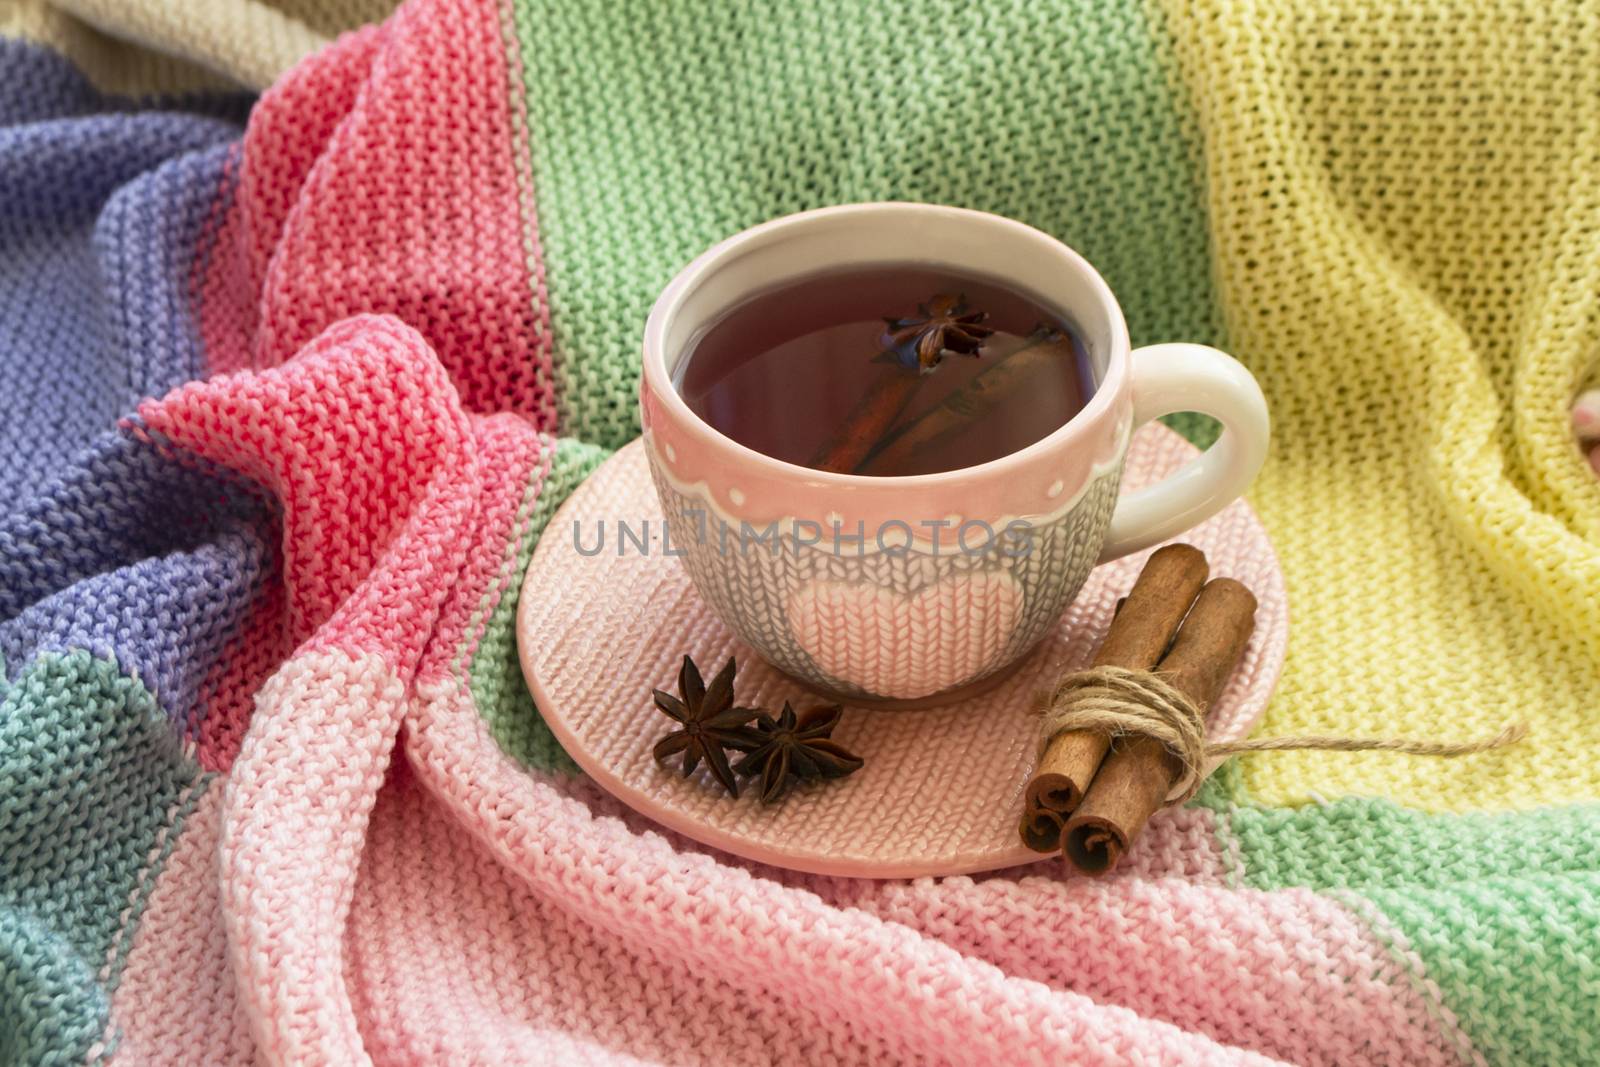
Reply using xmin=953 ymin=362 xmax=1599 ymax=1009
xmin=1062 ymin=578 xmax=1257 ymax=876
xmin=812 ymin=294 xmax=994 ymax=474
xmin=810 ymin=367 xmax=923 ymax=474
xmin=1022 ymin=544 xmax=1209 ymax=816
xmin=857 ymin=330 xmax=1070 ymax=475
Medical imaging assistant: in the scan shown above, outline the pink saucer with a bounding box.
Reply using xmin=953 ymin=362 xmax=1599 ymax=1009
xmin=517 ymin=426 xmax=1287 ymax=878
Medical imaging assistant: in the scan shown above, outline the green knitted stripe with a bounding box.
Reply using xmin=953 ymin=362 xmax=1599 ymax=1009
xmin=508 ymin=0 xmax=1225 ymax=450
xmin=1228 ymin=794 xmax=1598 ymax=891
xmin=1219 ymin=790 xmax=1600 ymax=1064
xmin=470 ymin=436 xmax=612 ymax=772
xmin=0 ymin=651 xmax=201 ymax=1067
xmin=1358 ymin=874 xmax=1600 ymax=1067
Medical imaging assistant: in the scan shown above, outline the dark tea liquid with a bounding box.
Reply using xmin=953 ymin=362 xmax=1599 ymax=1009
xmin=676 ymin=267 xmax=1095 ymax=477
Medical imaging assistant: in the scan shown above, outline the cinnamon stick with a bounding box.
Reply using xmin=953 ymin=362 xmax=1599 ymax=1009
xmin=1062 ymin=578 xmax=1257 ymax=875
xmin=810 ymin=367 xmax=924 ymax=474
xmin=858 ymin=330 xmax=1071 ymax=475
xmin=1022 ymin=544 xmax=1209 ymax=817
xmin=1018 ymin=806 xmax=1066 ymax=853
xmin=811 ymin=293 xmax=996 ymax=474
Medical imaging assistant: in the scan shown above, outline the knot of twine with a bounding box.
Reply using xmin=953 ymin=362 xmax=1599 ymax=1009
xmin=1040 ymin=666 xmax=1529 ymax=807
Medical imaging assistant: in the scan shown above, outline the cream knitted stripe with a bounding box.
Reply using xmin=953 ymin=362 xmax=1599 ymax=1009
xmin=49 ymin=0 xmax=326 ymax=90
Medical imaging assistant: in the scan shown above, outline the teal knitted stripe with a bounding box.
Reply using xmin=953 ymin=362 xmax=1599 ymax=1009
xmin=0 ymin=651 xmax=202 ymax=1067
xmin=507 ymin=0 xmax=1225 ymax=450
xmin=470 ymin=436 xmax=612 ymax=773
xmin=1214 ymin=785 xmax=1600 ymax=1064
xmin=0 ymin=911 xmax=109 ymax=1067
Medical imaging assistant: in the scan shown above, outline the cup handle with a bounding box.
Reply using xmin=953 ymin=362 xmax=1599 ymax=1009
xmin=1097 ymin=343 xmax=1270 ymax=563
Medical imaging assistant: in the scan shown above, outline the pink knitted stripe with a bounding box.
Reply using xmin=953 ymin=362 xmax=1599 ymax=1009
xmin=395 ymin=755 xmax=1455 ymax=1065
xmin=252 ymin=0 xmax=557 ymax=423
xmin=396 ymin=681 xmax=1285 ymax=1065
xmin=220 ymin=649 xmax=403 ymax=1064
xmin=348 ymin=770 xmax=702 ymax=1066
xmin=822 ymin=876 xmax=1466 ymax=1066
xmin=241 ymin=25 xmax=386 ymax=324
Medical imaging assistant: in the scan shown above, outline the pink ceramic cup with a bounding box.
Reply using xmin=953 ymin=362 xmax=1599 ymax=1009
xmin=640 ymin=203 xmax=1269 ymax=705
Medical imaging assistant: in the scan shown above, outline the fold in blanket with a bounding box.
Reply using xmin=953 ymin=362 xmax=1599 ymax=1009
xmin=1 ymin=0 xmax=1597 ymax=1064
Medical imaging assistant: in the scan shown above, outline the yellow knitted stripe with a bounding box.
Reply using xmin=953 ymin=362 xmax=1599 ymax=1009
xmin=1162 ymin=0 xmax=1600 ymax=811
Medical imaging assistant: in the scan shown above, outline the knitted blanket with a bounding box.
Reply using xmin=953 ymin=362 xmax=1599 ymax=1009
xmin=3 ymin=1 xmax=1598 ymax=1064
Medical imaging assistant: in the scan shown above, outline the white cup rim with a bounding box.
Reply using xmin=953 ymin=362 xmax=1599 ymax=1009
xmin=641 ymin=202 xmax=1132 ymax=488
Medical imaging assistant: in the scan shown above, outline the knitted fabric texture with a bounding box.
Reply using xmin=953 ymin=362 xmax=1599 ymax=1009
xmin=1 ymin=0 xmax=397 ymax=93
xmin=1 ymin=1 xmax=1597 ymax=1065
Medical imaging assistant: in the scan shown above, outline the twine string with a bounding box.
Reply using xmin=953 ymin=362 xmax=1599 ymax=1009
xmin=1039 ymin=666 xmax=1528 ymax=806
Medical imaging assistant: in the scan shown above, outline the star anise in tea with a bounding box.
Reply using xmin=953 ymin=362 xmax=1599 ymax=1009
xmin=882 ymin=293 xmax=995 ymax=371
xmin=733 ymin=703 xmax=864 ymax=804
xmin=651 ymin=655 xmax=762 ymax=797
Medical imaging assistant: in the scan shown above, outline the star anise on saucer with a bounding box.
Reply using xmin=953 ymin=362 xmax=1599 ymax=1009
xmin=882 ymin=293 xmax=995 ymax=371
xmin=733 ymin=703 xmax=864 ymax=805
xmin=651 ymin=655 xmax=762 ymax=797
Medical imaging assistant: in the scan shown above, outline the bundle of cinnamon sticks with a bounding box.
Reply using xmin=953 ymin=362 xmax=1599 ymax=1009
xmin=1020 ymin=543 xmax=1256 ymax=875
